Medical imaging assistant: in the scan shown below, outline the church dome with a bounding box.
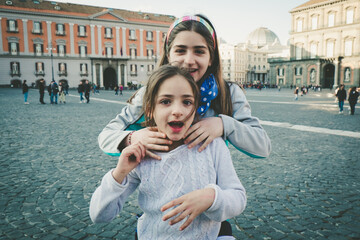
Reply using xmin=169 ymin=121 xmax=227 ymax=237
xmin=246 ymin=27 xmax=281 ymax=47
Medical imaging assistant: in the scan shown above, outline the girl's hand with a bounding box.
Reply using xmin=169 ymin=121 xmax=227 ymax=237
xmin=131 ymin=127 xmax=172 ymax=160
xmin=161 ymin=188 xmax=215 ymax=231
xmin=184 ymin=117 xmax=223 ymax=152
xmin=112 ymin=142 xmax=146 ymax=183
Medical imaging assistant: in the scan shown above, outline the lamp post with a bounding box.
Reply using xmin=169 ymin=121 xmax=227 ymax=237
xmin=46 ymin=43 xmax=56 ymax=82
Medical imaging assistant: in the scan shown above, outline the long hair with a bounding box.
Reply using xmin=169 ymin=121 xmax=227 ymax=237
xmin=158 ymin=14 xmax=232 ymax=116
xmin=143 ymin=65 xmax=200 ymax=127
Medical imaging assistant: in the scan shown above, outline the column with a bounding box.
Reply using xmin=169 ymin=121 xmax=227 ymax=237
xmin=139 ymin=29 xmax=144 ymax=58
xmin=69 ymin=23 xmax=75 ymax=56
xmin=90 ymin=25 xmax=95 ymax=57
xmin=316 ymin=61 xmax=321 ymax=86
xmin=116 ymin=27 xmax=120 ymax=57
xmin=46 ymin=21 xmax=52 ymax=55
xmin=92 ymin=64 xmax=96 ymax=85
xmin=122 ymin=27 xmax=127 ymax=57
xmin=156 ymin=30 xmax=160 ymax=56
xmin=333 ymin=60 xmax=339 ymax=88
xmin=124 ymin=64 xmax=128 ymax=86
xmin=22 ymin=19 xmax=29 ymax=54
xmin=117 ymin=63 xmax=121 ymax=85
xmin=99 ymin=64 xmax=103 ymax=87
xmin=97 ymin=25 xmax=102 ymax=57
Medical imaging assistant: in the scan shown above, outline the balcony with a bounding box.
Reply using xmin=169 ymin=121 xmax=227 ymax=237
xmin=31 ymin=29 xmax=43 ymax=35
xmin=104 ymin=34 xmax=113 ymax=39
xmin=80 ymin=71 xmax=88 ymax=77
xmin=77 ymin=32 xmax=88 ymax=37
xmin=130 ymin=72 xmax=137 ymax=77
xmin=10 ymin=70 xmax=21 ymax=77
xmin=34 ymin=70 xmax=45 ymax=76
xmin=58 ymin=71 xmax=67 ymax=77
xmin=55 ymin=30 xmax=66 ymax=36
xmin=7 ymin=27 xmax=19 ymax=33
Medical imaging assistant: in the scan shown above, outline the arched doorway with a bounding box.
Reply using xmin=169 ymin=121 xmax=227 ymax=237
xmin=11 ymin=79 xmax=22 ymax=88
xmin=103 ymin=67 xmax=117 ymax=90
xmin=323 ymin=64 xmax=334 ymax=88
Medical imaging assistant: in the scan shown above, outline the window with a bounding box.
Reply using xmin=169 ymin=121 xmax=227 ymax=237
xmin=56 ymin=24 xmax=65 ymax=35
xmin=310 ymin=69 xmax=316 ymax=83
xmin=106 ymin=47 xmax=113 ymax=58
xmin=295 ymin=44 xmax=302 ymax=60
xmin=34 ymin=43 xmax=43 ymax=56
xmin=10 ymin=61 xmax=20 ymax=76
xmin=7 ymin=19 xmax=18 ymax=32
xmin=311 ymin=15 xmax=318 ymax=30
xmin=328 ymin=13 xmax=335 ymax=27
xmin=35 ymin=62 xmax=45 ymax=75
xmin=130 ymin=64 xmax=137 ymax=76
xmin=129 ymin=29 xmax=136 ymax=40
xmin=78 ymin=25 xmax=86 ymax=37
xmin=57 ymin=45 xmax=66 ymax=57
xmin=58 ymin=63 xmax=67 ymax=76
xmin=346 ymin=9 xmax=354 ymax=24
xmin=9 ymin=42 xmax=19 ymax=55
xmin=344 ymin=39 xmax=353 ymax=56
xmin=130 ymin=48 xmax=137 ymax=59
xmin=105 ymin=28 xmax=112 ymax=39
xmin=296 ymin=19 xmax=303 ymax=32
xmin=79 ymin=46 xmax=87 ymax=57
xmin=147 ymin=64 xmax=154 ymax=73
xmin=310 ymin=43 xmax=317 ymax=59
xmin=326 ymin=41 xmax=334 ymax=57
xmin=344 ymin=67 xmax=351 ymax=82
xmin=277 ymin=68 xmax=284 ymax=76
xmin=146 ymin=31 xmax=153 ymax=41
xmin=80 ymin=63 xmax=88 ymax=76
xmin=147 ymin=49 xmax=154 ymax=59
xmin=32 ymin=21 xmax=42 ymax=34
xmin=295 ymin=67 xmax=302 ymax=76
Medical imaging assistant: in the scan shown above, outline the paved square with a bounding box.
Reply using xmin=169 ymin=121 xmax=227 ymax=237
xmin=1 ymin=87 xmax=359 ymax=239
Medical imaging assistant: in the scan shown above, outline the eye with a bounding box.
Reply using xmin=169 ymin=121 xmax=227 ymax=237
xmin=160 ymin=99 xmax=171 ymax=105
xmin=174 ymin=49 xmax=186 ymax=54
xmin=183 ymin=99 xmax=193 ymax=106
xmin=195 ymin=49 xmax=206 ymax=54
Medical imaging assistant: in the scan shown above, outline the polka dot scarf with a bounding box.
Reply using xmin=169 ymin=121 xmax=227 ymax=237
xmin=197 ymin=74 xmax=218 ymax=116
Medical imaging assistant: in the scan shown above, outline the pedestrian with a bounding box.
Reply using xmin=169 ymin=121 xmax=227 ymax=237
xmin=336 ymin=84 xmax=346 ymax=114
xmin=348 ymin=86 xmax=359 ymax=115
xmin=97 ymin=14 xmax=271 ymax=237
xmin=39 ymin=78 xmax=46 ymax=104
xmin=59 ymin=82 xmax=66 ymax=104
xmin=22 ymin=79 xmax=29 ymax=104
xmin=89 ymin=65 xmax=246 ymax=239
xmin=78 ymin=81 xmax=85 ymax=103
xmin=294 ymin=87 xmax=299 ymax=100
xmin=49 ymin=80 xmax=59 ymax=104
xmin=84 ymin=80 xmax=91 ymax=103
xmin=119 ymin=84 xmax=123 ymax=95
xmin=114 ymin=85 xmax=118 ymax=95
xmin=64 ymin=82 xmax=69 ymax=95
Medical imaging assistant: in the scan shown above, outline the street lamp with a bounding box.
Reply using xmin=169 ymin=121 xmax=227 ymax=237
xmin=46 ymin=43 xmax=56 ymax=82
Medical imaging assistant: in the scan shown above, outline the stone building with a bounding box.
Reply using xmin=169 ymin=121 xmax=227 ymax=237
xmin=0 ymin=0 xmax=174 ymax=88
xmin=268 ymin=0 xmax=360 ymax=88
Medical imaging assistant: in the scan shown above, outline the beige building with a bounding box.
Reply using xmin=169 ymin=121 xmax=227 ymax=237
xmin=269 ymin=0 xmax=360 ymax=88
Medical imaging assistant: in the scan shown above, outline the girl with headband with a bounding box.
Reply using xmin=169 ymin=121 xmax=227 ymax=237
xmin=97 ymin=14 xmax=271 ymax=238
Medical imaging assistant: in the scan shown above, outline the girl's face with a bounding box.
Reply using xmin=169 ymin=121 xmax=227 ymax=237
xmin=152 ymin=75 xmax=195 ymax=142
xmin=168 ymin=31 xmax=211 ymax=82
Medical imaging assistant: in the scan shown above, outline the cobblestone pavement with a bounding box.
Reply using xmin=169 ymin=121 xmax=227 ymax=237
xmin=1 ymin=88 xmax=359 ymax=239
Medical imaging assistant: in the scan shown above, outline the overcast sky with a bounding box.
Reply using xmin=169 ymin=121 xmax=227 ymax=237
xmin=54 ymin=0 xmax=306 ymax=45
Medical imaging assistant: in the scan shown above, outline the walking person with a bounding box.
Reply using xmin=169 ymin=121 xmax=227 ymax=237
xmin=348 ymin=86 xmax=359 ymax=115
xmin=336 ymin=84 xmax=346 ymax=114
xmin=114 ymin=85 xmax=118 ymax=95
xmin=39 ymin=78 xmax=46 ymax=104
xmin=49 ymin=80 xmax=59 ymax=104
xmin=78 ymin=81 xmax=85 ymax=103
xmin=84 ymin=80 xmax=91 ymax=103
xmin=119 ymin=84 xmax=123 ymax=95
xmin=59 ymin=82 xmax=66 ymax=104
xmin=22 ymin=80 xmax=29 ymax=104
xmin=294 ymin=87 xmax=299 ymax=100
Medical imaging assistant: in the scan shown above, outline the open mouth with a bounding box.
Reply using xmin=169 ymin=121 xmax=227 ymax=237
xmin=186 ymin=68 xmax=197 ymax=74
xmin=168 ymin=121 xmax=184 ymax=129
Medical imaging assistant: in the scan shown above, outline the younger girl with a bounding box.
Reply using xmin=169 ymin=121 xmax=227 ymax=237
xmin=98 ymin=14 xmax=271 ymax=160
xmin=90 ymin=65 xmax=246 ymax=239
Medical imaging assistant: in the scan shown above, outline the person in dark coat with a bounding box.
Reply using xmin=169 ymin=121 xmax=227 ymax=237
xmin=348 ymin=86 xmax=359 ymax=115
xmin=39 ymin=79 xmax=46 ymax=104
xmin=336 ymin=84 xmax=346 ymax=114
xmin=78 ymin=81 xmax=85 ymax=103
xmin=84 ymin=80 xmax=91 ymax=103
xmin=22 ymin=80 xmax=29 ymax=104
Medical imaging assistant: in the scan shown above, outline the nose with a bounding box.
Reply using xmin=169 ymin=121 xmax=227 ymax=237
xmin=171 ymin=102 xmax=184 ymax=117
xmin=183 ymin=52 xmax=195 ymax=66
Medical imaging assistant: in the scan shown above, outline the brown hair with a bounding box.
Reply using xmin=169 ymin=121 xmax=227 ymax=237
xmin=143 ymin=65 xmax=200 ymax=127
xmin=158 ymin=14 xmax=232 ymax=116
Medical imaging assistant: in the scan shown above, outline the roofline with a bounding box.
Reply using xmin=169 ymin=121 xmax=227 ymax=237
xmin=290 ymin=0 xmax=346 ymax=13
